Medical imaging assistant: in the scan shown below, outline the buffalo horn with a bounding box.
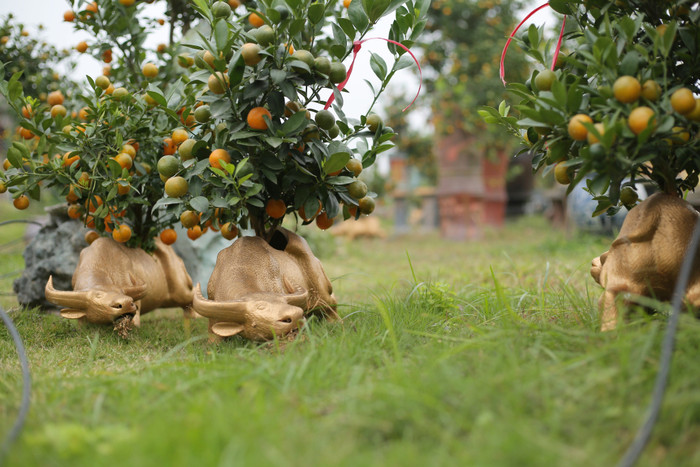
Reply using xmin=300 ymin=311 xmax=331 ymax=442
xmin=45 ymin=276 xmax=89 ymax=309
xmin=122 ymin=273 xmax=148 ymax=300
xmin=192 ymin=283 xmax=247 ymax=320
xmin=282 ymin=277 xmax=308 ymax=308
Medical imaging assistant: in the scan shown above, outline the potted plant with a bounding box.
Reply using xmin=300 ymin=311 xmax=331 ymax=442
xmin=149 ymin=0 xmax=426 ymax=337
xmin=414 ymin=0 xmax=530 ymax=238
xmin=481 ymin=0 xmax=700 ymax=329
xmin=0 ymin=0 xmax=200 ymax=330
xmin=1 ymin=0 xmax=427 ymax=339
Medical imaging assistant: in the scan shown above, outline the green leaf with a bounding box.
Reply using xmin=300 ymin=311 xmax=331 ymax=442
xmin=616 ymin=16 xmax=637 ymax=41
xmin=146 ymin=86 xmax=167 ymax=107
xmin=106 ymin=158 xmax=123 ymax=178
xmin=566 ymin=83 xmax=583 ymax=113
xmin=370 ymin=53 xmax=387 ymax=81
xmin=528 ymin=24 xmax=540 ymax=51
xmin=592 ymin=198 xmax=613 ymax=217
xmin=245 ymin=183 xmax=263 ymax=197
xmin=27 ymin=184 xmax=41 ymax=202
xmin=190 ymin=196 xmax=210 ymax=213
xmin=324 ymin=152 xmax=351 ymax=175
xmin=339 ymin=18 xmax=356 ymax=40
xmin=265 ymin=136 xmax=284 ymax=148
xmin=326 ymin=175 xmax=355 ymax=185
xmin=266 ymin=6 xmax=281 ymax=23
xmin=303 ymin=197 xmax=320 ymax=219
xmin=228 ymin=54 xmax=246 ymax=87
xmin=550 ymin=78 xmax=567 ymax=107
xmin=12 ymin=142 xmax=29 ymax=158
xmin=270 ymin=69 xmax=287 ymax=84
xmin=281 ymin=111 xmax=309 ymax=136
xmin=289 ymin=60 xmax=311 ymax=74
xmin=330 ymin=44 xmax=347 ymax=60
xmin=247 ymin=198 xmax=264 ymax=208
xmin=6 ymin=146 xmax=22 ymax=168
xmin=348 ymin=0 xmax=369 ymax=31
xmin=234 ymin=157 xmax=251 ymax=177
xmin=323 ymin=193 xmax=340 ymax=219
xmin=209 ymin=167 xmax=227 ymax=178
xmin=587 ymin=174 xmax=610 ymax=196
xmin=548 ymin=0 xmax=572 ymax=14
xmin=413 ymin=0 xmax=431 ymax=16
xmin=659 ymin=22 xmax=678 ymax=58
xmin=210 ymin=197 xmax=229 ymax=209
xmin=230 ymin=131 xmax=261 ymax=140
xmin=395 ymin=54 xmax=415 ymax=71
xmin=619 ymin=51 xmax=640 ymax=76
xmin=363 ymin=0 xmax=390 ymax=22
xmin=153 ymin=197 xmax=183 ymax=211
xmin=308 ymin=2 xmax=325 ymax=24
xmin=191 ymin=0 xmax=211 ymax=19
xmin=214 ymin=19 xmax=229 ymax=53
xmin=289 ymin=19 xmax=306 ymax=36
xmin=8 ymin=73 xmax=23 ymax=102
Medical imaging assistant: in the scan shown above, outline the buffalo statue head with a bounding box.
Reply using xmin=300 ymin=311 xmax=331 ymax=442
xmin=192 ymin=283 xmax=307 ymax=341
xmin=45 ymin=275 xmax=147 ymax=324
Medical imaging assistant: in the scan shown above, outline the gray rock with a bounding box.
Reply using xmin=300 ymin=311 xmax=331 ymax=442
xmin=13 ymin=205 xmax=88 ymax=310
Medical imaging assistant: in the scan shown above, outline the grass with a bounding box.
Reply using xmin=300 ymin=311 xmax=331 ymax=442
xmin=1 ymin=207 xmax=700 ymax=466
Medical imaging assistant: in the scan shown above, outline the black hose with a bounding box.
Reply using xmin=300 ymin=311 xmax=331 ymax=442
xmin=0 ymin=220 xmax=43 ymax=227
xmin=0 ymin=305 xmax=31 ymax=462
xmin=618 ymin=215 xmax=700 ymax=467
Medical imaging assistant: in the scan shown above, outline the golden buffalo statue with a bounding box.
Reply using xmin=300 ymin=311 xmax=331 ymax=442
xmin=45 ymin=237 xmax=194 ymax=326
xmin=591 ymin=193 xmax=700 ymax=330
xmin=193 ymin=227 xmax=338 ymax=341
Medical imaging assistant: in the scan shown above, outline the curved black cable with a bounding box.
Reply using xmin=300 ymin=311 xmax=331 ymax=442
xmin=0 ymin=305 xmax=31 ymax=462
xmin=618 ymin=215 xmax=700 ymax=467
xmin=0 ymin=220 xmax=43 ymax=227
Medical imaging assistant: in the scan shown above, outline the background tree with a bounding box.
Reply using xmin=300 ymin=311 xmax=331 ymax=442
xmin=0 ymin=15 xmax=76 ymax=99
xmin=383 ymin=94 xmax=436 ymax=185
xmin=416 ymin=0 xmax=529 ymax=159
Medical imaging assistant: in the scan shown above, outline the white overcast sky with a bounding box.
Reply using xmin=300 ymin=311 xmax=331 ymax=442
xmin=0 ymin=0 xmax=423 ymax=123
xmin=1 ymin=0 xmax=554 ymax=154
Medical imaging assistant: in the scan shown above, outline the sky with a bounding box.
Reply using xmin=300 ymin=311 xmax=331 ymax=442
xmin=1 ymin=0 xmax=557 ymax=170
xmin=0 ymin=1 xmax=421 ymax=123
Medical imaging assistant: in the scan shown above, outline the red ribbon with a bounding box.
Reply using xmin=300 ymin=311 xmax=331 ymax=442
xmin=324 ymin=37 xmax=422 ymax=112
xmin=500 ymin=2 xmax=567 ymax=86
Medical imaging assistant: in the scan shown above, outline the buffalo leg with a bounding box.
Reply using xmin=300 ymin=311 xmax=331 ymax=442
xmin=600 ymin=290 xmax=619 ymax=331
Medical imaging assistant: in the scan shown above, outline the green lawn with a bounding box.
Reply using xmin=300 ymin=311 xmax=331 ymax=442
xmin=1 ymin=206 xmax=699 ymax=466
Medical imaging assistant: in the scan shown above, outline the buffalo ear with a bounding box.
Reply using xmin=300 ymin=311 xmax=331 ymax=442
xmin=211 ymin=322 xmax=245 ymax=337
xmin=60 ymin=309 xmax=87 ymax=320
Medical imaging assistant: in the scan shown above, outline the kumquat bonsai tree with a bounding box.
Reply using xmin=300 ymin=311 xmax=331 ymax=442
xmin=1 ymin=0 xmax=426 ymax=248
xmin=0 ymin=0 xmax=198 ymax=252
xmin=148 ymin=0 xmax=427 ymax=242
xmin=480 ymin=0 xmax=700 ymax=330
xmin=0 ymin=0 xmax=426 ymax=336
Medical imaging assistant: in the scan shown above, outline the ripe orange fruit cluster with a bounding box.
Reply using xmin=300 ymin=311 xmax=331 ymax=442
xmin=160 ymin=228 xmax=177 ymax=245
xmin=209 ymin=148 xmax=231 ymax=169
xmin=249 ymin=12 xmax=265 ymax=28
xmin=315 ymin=212 xmax=334 ymax=230
xmin=247 ymin=107 xmax=272 ymax=130
xmin=567 ymin=114 xmax=592 ymax=141
xmin=265 ymin=199 xmax=286 ymax=219
xmin=112 ymin=224 xmax=132 ymax=243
